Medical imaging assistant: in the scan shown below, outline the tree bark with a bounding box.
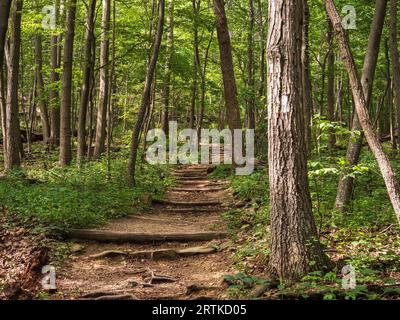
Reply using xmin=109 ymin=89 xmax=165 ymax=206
xmin=326 ymin=0 xmax=400 ymax=224
xmin=0 ymin=0 xmax=12 ymax=158
xmin=246 ymin=0 xmax=255 ymax=129
xmin=5 ymin=0 xmax=23 ymax=171
xmin=213 ymin=0 xmax=242 ymax=132
xmin=334 ymin=0 xmax=387 ymax=212
xmin=161 ymin=0 xmax=173 ymax=136
xmin=267 ymin=0 xmax=330 ymax=280
xmin=127 ymin=0 xmax=165 ymax=186
xmin=326 ymin=18 xmax=336 ymax=150
xmin=189 ymin=0 xmax=200 ymax=130
xmin=49 ymin=0 xmax=61 ymax=146
xmin=59 ymin=0 xmax=77 ymax=166
xmin=77 ymin=0 xmax=96 ymax=166
xmin=93 ymin=0 xmax=111 ymax=159
xmin=301 ymin=0 xmax=313 ymax=157
xmin=390 ymin=0 xmax=400 ymax=151
xmin=33 ymin=20 xmax=51 ymax=143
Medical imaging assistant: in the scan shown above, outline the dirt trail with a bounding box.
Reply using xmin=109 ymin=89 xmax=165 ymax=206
xmin=56 ymin=161 xmax=235 ymax=300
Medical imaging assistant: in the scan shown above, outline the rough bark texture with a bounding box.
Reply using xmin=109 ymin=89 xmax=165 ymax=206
xmin=127 ymin=0 xmax=165 ymax=186
xmin=5 ymin=0 xmax=23 ymax=171
xmin=77 ymin=0 xmax=96 ymax=165
xmin=334 ymin=0 xmax=387 ymax=212
xmin=267 ymin=0 xmax=330 ymax=280
xmin=59 ymin=0 xmax=77 ymax=166
xmin=94 ymin=0 xmax=111 ymax=159
xmin=326 ymin=0 xmax=400 ymax=224
xmin=213 ymin=0 xmax=242 ymax=131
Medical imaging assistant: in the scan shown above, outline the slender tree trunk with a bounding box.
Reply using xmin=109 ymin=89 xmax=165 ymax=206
xmin=59 ymin=0 xmax=77 ymax=166
xmin=213 ymin=0 xmax=242 ymax=134
xmin=161 ymin=0 xmax=173 ymax=136
xmin=5 ymin=0 xmax=23 ymax=171
xmin=267 ymin=0 xmax=330 ymax=280
xmin=326 ymin=0 xmax=400 ymax=224
xmin=197 ymin=28 xmax=214 ymax=138
xmin=190 ymin=0 xmax=200 ymax=130
xmin=334 ymin=0 xmax=387 ymax=212
xmin=246 ymin=0 xmax=255 ymax=130
xmin=257 ymin=0 xmax=266 ymax=120
xmin=127 ymin=0 xmax=165 ymax=186
xmin=34 ymin=26 xmax=51 ymax=143
xmin=93 ymin=0 xmax=111 ymax=159
xmin=390 ymin=0 xmax=400 ymax=150
xmin=77 ymin=0 xmax=96 ymax=166
xmin=0 ymin=0 xmax=12 ymax=159
xmin=327 ymin=18 xmax=336 ymax=150
xmin=49 ymin=0 xmax=61 ymax=146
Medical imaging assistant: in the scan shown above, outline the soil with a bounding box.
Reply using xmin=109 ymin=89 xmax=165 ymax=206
xmin=54 ymin=164 xmax=235 ymax=300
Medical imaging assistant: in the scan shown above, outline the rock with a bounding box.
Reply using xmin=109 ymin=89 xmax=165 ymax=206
xmin=70 ymin=243 xmax=85 ymax=253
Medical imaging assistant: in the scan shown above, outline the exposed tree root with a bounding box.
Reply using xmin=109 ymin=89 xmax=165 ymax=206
xmin=67 ymin=229 xmax=227 ymax=243
xmin=89 ymin=246 xmax=218 ymax=260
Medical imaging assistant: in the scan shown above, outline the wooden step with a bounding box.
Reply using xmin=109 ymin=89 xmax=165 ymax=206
xmin=154 ymin=199 xmax=222 ymax=206
xmin=169 ymin=187 xmax=226 ymax=192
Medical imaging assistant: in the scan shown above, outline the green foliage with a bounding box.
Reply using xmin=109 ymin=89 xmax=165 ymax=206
xmin=0 ymin=151 xmax=171 ymax=233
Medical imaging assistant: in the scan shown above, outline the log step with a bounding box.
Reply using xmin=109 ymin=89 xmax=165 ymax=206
xmin=154 ymin=199 xmax=222 ymax=206
xmin=67 ymin=229 xmax=227 ymax=243
xmin=164 ymin=207 xmax=222 ymax=213
xmin=170 ymin=187 xmax=225 ymax=192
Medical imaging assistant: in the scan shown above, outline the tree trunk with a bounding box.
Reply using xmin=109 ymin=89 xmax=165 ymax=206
xmin=161 ymin=0 xmax=173 ymax=136
xmin=267 ymin=0 xmax=330 ymax=280
xmin=302 ymin=0 xmax=313 ymax=157
xmin=59 ymin=0 xmax=77 ymax=166
xmin=326 ymin=0 xmax=400 ymax=224
xmin=390 ymin=0 xmax=400 ymax=151
xmin=0 ymin=0 xmax=12 ymax=158
xmin=93 ymin=0 xmax=111 ymax=159
xmin=77 ymin=0 xmax=96 ymax=166
xmin=5 ymin=0 xmax=23 ymax=171
xmin=49 ymin=0 xmax=61 ymax=146
xmin=334 ymin=0 xmax=387 ymax=212
xmin=246 ymin=0 xmax=255 ymax=130
xmin=127 ymin=0 xmax=165 ymax=186
xmin=34 ymin=27 xmax=51 ymax=143
xmin=326 ymin=18 xmax=336 ymax=150
xmin=189 ymin=0 xmax=200 ymax=130
xmin=197 ymin=28 xmax=214 ymax=139
xmin=213 ymin=0 xmax=242 ymax=161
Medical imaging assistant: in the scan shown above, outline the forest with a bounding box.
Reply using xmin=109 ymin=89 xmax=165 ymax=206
xmin=2 ymin=0 xmax=400 ymax=303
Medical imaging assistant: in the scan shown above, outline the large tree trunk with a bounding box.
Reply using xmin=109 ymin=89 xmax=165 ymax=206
xmin=326 ymin=0 xmax=400 ymax=224
xmin=59 ymin=0 xmax=77 ymax=166
xmin=161 ymin=0 xmax=173 ymax=136
xmin=246 ymin=0 xmax=255 ymax=130
xmin=213 ymin=0 xmax=242 ymax=133
xmin=334 ymin=0 xmax=387 ymax=212
xmin=301 ymin=0 xmax=313 ymax=157
xmin=326 ymin=18 xmax=336 ymax=150
xmin=49 ymin=0 xmax=61 ymax=146
xmin=5 ymin=0 xmax=23 ymax=171
xmin=267 ymin=0 xmax=330 ymax=280
xmin=33 ymin=16 xmax=51 ymax=143
xmin=390 ymin=0 xmax=400 ymax=151
xmin=0 ymin=0 xmax=12 ymax=158
xmin=127 ymin=0 xmax=165 ymax=186
xmin=77 ymin=0 xmax=96 ymax=165
xmin=93 ymin=0 xmax=111 ymax=159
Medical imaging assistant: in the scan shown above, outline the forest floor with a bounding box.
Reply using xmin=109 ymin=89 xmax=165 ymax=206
xmin=53 ymin=162 xmax=236 ymax=300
